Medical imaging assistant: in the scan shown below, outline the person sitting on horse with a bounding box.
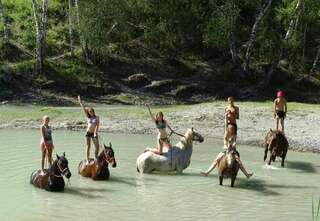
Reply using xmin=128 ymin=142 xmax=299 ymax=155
xmin=78 ymin=95 xmax=100 ymax=165
xmin=200 ymin=136 xmax=253 ymax=178
xmin=40 ymin=115 xmax=54 ymax=176
xmin=273 ymin=90 xmax=287 ymax=133
xmin=224 ymin=96 xmax=239 ymax=148
xmin=144 ymin=103 xmax=175 ymax=155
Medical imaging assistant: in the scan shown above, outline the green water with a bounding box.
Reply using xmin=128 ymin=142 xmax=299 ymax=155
xmin=0 ymin=129 xmax=319 ymax=221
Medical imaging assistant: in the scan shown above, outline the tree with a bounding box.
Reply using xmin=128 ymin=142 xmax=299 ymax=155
xmin=68 ymin=0 xmax=74 ymax=55
xmin=244 ymin=0 xmax=273 ymax=72
xmin=32 ymin=0 xmax=49 ymax=75
xmin=0 ymin=0 xmax=9 ymax=43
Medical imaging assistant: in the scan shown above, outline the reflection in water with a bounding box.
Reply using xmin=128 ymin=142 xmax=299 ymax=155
xmin=0 ymin=129 xmax=319 ymax=221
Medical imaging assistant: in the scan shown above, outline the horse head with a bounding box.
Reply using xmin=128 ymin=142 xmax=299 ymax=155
xmin=56 ymin=152 xmax=72 ymax=179
xmin=226 ymin=137 xmax=237 ymax=168
xmin=103 ymin=143 xmax=117 ymax=168
xmin=185 ymin=128 xmax=204 ymax=143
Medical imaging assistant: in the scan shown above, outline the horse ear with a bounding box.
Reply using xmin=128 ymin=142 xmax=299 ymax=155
xmin=56 ymin=154 xmax=60 ymax=159
xmin=104 ymin=144 xmax=107 ymax=149
xmin=269 ymin=128 xmax=272 ymax=132
xmin=192 ymin=127 xmax=194 ymax=132
xmin=109 ymin=142 xmax=112 ymax=148
xmin=63 ymin=152 xmax=65 ymax=157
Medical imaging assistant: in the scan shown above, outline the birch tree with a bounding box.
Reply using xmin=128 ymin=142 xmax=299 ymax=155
xmin=244 ymin=0 xmax=273 ymax=71
xmin=0 ymin=0 xmax=9 ymax=43
xmin=32 ymin=0 xmax=49 ymax=75
xmin=68 ymin=0 xmax=74 ymax=55
xmin=310 ymin=46 xmax=320 ymax=75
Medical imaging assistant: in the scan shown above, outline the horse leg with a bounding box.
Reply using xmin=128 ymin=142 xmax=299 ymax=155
xmin=268 ymin=155 xmax=272 ymax=165
xmin=264 ymin=144 xmax=268 ymax=161
xmin=219 ymin=176 xmax=223 ymax=185
xmin=231 ymin=176 xmax=236 ymax=187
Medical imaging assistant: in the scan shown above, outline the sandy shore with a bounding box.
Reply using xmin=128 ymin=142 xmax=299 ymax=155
xmin=1 ymin=102 xmax=319 ymax=153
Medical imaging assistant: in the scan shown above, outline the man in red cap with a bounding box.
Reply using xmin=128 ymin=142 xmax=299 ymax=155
xmin=273 ymin=90 xmax=287 ymax=133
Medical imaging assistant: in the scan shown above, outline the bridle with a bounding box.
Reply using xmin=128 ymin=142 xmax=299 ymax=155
xmin=53 ymin=160 xmax=69 ymax=178
xmin=103 ymin=149 xmax=115 ymax=164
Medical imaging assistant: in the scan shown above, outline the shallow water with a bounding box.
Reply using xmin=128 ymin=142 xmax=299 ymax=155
xmin=0 ymin=129 xmax=319 ymax=221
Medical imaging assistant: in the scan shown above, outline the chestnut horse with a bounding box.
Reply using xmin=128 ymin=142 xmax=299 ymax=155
xmin=264 ymin=129 xmax=288 ymax=167
xmin=78 ymin=143 xmax=117 ymax=180
xmin=217 ymin=144 xmax=240 ymax=187
xmin=30 ymin=153 xmax=72 ymax=192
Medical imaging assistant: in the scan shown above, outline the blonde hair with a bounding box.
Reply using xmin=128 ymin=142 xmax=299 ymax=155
xmin=86 ymin=107 xmax=96 ymax=118
xmin=155 ymin=112 xmax=164 ymax=123
xmin=42 ymin=115 xmax=50 ymax=123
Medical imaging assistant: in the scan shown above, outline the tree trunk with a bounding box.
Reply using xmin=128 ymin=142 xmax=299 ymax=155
xmin=229 ymin=0 xmax=238 ymax=65
xmin=284 ymin=0 xmax=303 ymax=41
xmin=0 ymin=0 xmax=9 ymax=43
xmin=310 ymin=46 xmax=320 ymax=75
xmin=68 ymin=0 xmax=74 ymax=55
xmin=244 ymin=0 xmax=273 ymax=71
xmin=74 ymin=0 xmax=88 ymax=59
xmin=32 ymin=0 xmax=49 ymax=75
xmin=265 ymin=0 xmax=303 ymax=85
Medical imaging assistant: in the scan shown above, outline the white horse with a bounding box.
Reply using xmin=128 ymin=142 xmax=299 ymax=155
xmin=136 ymin=128 xmax=204 ymax=174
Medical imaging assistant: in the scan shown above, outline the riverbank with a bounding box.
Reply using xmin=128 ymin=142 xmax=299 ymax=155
xmin=0 ymin=102 xmax=319 ymax=153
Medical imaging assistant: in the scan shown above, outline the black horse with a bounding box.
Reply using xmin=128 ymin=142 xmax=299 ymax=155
xmin=30 ymin=153 xmax=72 ymax=192
xmin=78 ymin=143 xmax=117 ymax=180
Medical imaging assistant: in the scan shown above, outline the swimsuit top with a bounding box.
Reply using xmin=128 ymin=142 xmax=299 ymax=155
xmin=87 ymin=116 xmax=97 ymax=125
xmin=156 ymin=121 xmax=166 ymax=129
xmin=43 ymin=126 xmax=52 ymax=143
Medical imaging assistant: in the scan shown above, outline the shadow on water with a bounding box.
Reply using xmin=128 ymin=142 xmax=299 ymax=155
xmin=108 ymin=176 xmax=138 ymax=187
xmin=286 ymin=161 xmax=318 ymax=173
xmin=64 ymin=186 xmax=116 ymax=198
xmin=235 ymin=176 xmax=317 ymax=196
xmin=235 ymin=178 xmax=280 ymax=196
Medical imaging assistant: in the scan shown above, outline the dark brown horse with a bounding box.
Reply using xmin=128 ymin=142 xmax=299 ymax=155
xmin=78 ymin=143 xmax=117 ymax=180
xmin=217 ymin=147 xmax=240 ymax=187
xmin=30 ymin=153 xmax=72 ymax=192
xmin=264 ymin=129 xmax=288 ymax=167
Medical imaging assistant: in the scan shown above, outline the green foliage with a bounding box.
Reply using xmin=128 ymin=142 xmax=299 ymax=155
xmin=0 ymin=0 xmax=319 ymax=99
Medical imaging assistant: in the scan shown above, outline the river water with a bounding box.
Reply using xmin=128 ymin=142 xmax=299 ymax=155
xmin=0 ymin=129 xmax=319 ymax=221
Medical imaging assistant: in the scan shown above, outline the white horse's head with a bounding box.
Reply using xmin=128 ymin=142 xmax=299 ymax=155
xmin=183 ymin=128 xmax=204 ymax=144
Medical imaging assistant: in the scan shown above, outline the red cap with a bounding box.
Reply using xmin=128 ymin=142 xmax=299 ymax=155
xmin=277 ymin=90 xmax=284 ymax=98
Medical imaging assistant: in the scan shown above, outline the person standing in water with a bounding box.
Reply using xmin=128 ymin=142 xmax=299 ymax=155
xmin=78 ymin=96 xmax=100 ymax=164
xmin=144 ymin=103 xmax=174 ymax=155
xmin=273 ymin=90 xmax=287 ymax=133
xmin=40 ymin=115 xmax=54 ymax=176
xmin=224 ymin=96 xmax=239 ymax=148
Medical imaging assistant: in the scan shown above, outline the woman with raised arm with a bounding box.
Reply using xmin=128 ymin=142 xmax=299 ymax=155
xmin=78 ymin=96 xmax=100 ymax=164
xmin=144 ymin=103 xmax=174 ymax=155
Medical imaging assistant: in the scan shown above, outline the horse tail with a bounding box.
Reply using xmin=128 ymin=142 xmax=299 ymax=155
xmin=30 ymin=170 xmax=37 ymax=184
xmin=78 ymin=161 xmax=83 ymax=174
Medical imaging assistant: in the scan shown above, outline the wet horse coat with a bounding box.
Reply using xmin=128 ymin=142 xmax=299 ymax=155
xmin=30 ymin=153 xmax=72 ymax=192
xmin=217 ymin=149 xmax=240 ymax=187
xmin=136 ymin=128 xmax=204 ymax=174
xmin=264 ymin=129 xmax=288 ymax=167
xmin=78 ymin=143 xmax=117 ymax=180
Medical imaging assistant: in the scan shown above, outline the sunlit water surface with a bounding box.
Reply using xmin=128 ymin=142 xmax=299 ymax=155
xmin=0 ymin=129 xmax=319 ymax=221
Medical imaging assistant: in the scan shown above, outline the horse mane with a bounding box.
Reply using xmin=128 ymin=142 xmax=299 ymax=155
xmin=175 ymin=129 xmax=193 ymax=149
xmin=48 ymin=159 xmax=59 ymax=175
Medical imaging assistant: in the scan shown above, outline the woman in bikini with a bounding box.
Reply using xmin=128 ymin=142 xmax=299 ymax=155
xmin=78 ymin=96 xmax=100 ymax=164
xmin=224 ymin=96 xmax=239 ymax=148
xmin=144 ymin=103 xmax=174 ymax=155
xmin=40 ymin=115 xmax=54 ymax=176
